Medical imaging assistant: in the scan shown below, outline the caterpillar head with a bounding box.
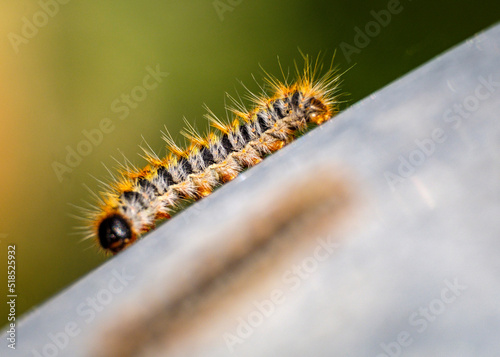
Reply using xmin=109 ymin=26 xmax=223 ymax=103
xmin=98 ymin=214 xmax=135 ymax=254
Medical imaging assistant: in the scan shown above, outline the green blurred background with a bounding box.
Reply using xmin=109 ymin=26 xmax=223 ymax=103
xmin=0 ymin=0 xmax=498 ymax=322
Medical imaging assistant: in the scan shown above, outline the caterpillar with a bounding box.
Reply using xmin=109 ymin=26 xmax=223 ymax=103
xmin=80 ymin=55 xmax=343 ymax=255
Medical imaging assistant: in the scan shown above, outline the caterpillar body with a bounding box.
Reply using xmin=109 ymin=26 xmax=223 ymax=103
xmin=82 ymin=57 xmax=343 ymax=254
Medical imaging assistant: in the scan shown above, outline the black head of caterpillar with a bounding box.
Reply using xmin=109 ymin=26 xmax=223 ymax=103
xmin=82 ymin=56 xmax=344 ymax=255
xmin=98 ymin=214 xmax=134 ymax=253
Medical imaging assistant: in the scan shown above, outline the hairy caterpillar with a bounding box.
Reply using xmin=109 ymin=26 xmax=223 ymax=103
xmin=80 ymin=56 xmax=343 ymax=255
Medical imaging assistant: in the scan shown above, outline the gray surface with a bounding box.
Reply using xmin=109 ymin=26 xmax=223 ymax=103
xmin=3 ymin=23 xmax=500 ymax=356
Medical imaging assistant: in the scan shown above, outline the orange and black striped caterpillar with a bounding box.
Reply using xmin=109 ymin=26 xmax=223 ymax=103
xmin=81 ymin=56 xmax=343 ymax=254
